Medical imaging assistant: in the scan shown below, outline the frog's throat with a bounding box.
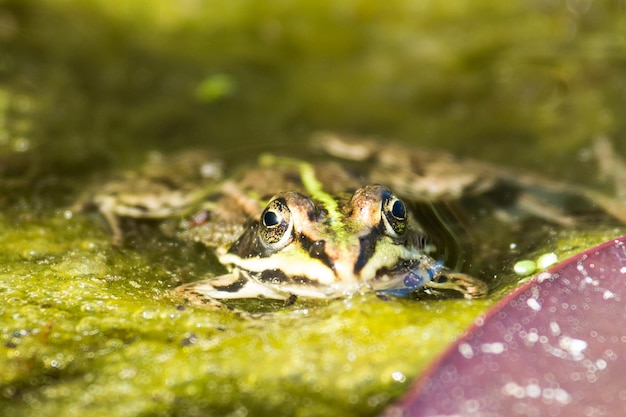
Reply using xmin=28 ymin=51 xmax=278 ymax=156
xmin=218 ymin=244 xmax=424 ymax=286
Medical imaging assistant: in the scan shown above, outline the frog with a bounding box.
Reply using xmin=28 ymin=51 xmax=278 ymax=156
xmin=81 ymin=133 xmax=626 ymax=311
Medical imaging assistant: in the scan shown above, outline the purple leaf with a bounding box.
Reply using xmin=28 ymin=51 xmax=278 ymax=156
xmin=384 ymin=236 xmax=626 ymax=417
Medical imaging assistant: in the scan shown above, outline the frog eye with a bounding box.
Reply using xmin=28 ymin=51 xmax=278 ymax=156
xmin=259 ymin=198 xmax=294 ymax=249
xmin=382 ymin=194 xmax=407 ymax=237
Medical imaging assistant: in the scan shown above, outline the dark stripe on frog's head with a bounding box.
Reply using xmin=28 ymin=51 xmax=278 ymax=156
xmin=297 ymin=234 xmax=334 ymax=270
xmin=353 ymin=226 xmax=382 ymax=274
xmin=353 ymin=225 xmax=426 ymax=275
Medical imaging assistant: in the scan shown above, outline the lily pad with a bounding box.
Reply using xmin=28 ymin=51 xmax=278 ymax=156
xmin=384 ymin=236 xmax=626 ymax=416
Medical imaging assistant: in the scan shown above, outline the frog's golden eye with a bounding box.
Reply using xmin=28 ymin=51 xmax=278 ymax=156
xmin=382 ymin=195 xmax=407 ymax=237
xmin=259 ymin=198 xmax=294 ymax=249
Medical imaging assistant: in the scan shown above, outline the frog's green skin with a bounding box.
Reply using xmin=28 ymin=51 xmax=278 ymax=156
xmin=84 ymin=134 xmax=626 ymax=310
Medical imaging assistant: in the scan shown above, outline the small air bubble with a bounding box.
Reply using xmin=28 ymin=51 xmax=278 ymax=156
xmin=513 ymin=260 xmax=536 ymax=276
xmin=537 ymin=253 xmax=558 ymax=269
xmin=391 ymin=371 xmax=406 ymax=383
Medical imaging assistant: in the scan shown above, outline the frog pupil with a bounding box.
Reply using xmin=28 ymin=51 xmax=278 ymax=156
xmin=263 ymin=210 xmax=280 ymax=227
xmin=392 ymin=199 xmax=406 ymax=219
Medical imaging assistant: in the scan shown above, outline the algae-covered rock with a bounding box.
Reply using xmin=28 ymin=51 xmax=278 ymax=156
xmin=0 ymin=211 xmax=620 ymax=416
xmin=0 ymin=211 xmax=491 ymax=417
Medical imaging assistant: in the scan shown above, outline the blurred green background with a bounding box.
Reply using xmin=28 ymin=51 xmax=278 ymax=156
xmin=2 ymin=0 xmax=625 ymax=171
xmin=0 ymin=1 xmax=625 ymax=416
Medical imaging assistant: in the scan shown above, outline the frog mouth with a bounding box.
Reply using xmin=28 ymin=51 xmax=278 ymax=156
xmin=219 ymin=242 xmax=435 ymax=296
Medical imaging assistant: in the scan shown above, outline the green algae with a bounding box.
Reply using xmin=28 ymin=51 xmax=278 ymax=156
xmin=0 ymin=199 xmax=622 ymax=417
xmin=1 ymin=0 xmax=626 ymax=416
xmin=0 ymin=211 xmax=494 ymax=417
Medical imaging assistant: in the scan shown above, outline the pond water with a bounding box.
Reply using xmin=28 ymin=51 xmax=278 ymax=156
xmin=0 ymin=1 xmax=625 ymax=416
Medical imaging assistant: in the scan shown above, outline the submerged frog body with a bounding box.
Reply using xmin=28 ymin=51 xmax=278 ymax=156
xmin=179 ymin=182 xmax=485 ymax=306
xmin=174 ymin=151 xmax=489 ymax=307
xmin=83 ymin=133 xmax=626 ymax=310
